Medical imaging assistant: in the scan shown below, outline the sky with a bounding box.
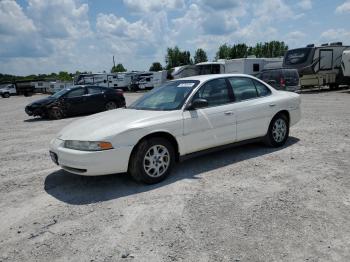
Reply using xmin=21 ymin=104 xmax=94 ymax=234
xmin=0 ymin=0 xmax=350 ymax=75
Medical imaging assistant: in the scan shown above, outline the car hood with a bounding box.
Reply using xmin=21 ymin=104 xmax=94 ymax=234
xmin=57 ymin=108 xmax=180 ymax=141
xmin=27 ymin=97 xmax=56 ymax=107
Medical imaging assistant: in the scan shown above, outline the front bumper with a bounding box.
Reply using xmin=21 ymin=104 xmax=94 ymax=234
xmin=25 ymin=106 xmax=45 ymax=116
xmin=49 ymin=138 xmax=133 ymax=176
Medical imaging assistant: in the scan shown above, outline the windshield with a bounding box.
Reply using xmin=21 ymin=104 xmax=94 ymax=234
xmin=50 ymin=88 xmax=70 ymax=98
xmin=284 ymin=48 xmax=313 ymax=65
xmin=129 ymin=80 xmax=199 ymax=111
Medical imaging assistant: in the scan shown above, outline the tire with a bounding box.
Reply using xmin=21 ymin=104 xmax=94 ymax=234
xmin=128 ymin=137 xmax=175 ymax=184
xmin=3 ymin=93 xmax=10 ymax=98
xmin=48 ymin=108 xmax=64 ymax=120
xmin=264 ymin=113 xmax=289 ymax=147
xmin=105 ymin=101 xmax=117 ymax=110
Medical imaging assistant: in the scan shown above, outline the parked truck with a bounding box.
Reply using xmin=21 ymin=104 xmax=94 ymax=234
xmin=0 ymin=82 xmax=35 ymax=98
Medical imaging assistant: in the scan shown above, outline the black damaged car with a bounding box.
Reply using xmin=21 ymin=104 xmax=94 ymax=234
xmin=25 ymin=85 xmax=126 ymax=119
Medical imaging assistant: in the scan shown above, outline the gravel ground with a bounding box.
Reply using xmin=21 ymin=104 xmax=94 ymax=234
xmin=0 ymin=89 xmax=349 ymax=262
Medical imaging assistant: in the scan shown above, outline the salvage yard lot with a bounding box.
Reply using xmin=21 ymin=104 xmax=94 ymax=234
xmin=0 ymin=90 xmax=350 ymax=261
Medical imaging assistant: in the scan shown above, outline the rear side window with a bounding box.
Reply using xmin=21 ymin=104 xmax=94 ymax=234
xmin=88 ymin=86 xmax=102 ymax=94
xmin=66 ymin=88 xmax=85 ymax=98
xmin=253 ymin=80 xmax=271 ymax=97
xmin=193 ymin=78 xmax=231 ymax=107
xmin=229 ymin=77 xmax=258 ymax=101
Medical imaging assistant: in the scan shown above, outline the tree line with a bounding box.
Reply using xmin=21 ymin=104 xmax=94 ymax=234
xmin=0 ymin=41 xmax=288 ymax=83
xmin=149 ymin=40 xmax=288 ymax=71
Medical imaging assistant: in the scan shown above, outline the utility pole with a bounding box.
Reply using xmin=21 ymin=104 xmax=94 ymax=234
xmin=113 ymin=56 xmax=115 ymax=68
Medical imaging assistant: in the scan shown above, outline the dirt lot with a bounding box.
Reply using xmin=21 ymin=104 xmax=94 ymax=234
xmin=0 ymin=89 xmax=349 ymax=262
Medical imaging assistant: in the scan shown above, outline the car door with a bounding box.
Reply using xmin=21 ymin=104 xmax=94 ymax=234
xmin=182 ymin=78 xmax=236 ymax=154
xmin=63 ymin=87 xmax=87 ymax=115
xmin=228 ymin=77 xmax=275 ymax=141
xmin=86 ymin=86 xmax=106 ymax=113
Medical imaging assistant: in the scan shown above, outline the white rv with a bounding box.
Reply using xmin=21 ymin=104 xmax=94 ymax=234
xmin=129 ymin=71 xmax=168 ymax=91
xmin=171 ymin=65 xmax=198 ymax=79
xmin=283 ymin=42 xmax=350 ymax=88
xmin=341 ymin=50 xmax=350 ymax=77
xmin=74 ymin=73 xmax=134 ymax=90
xmin=172 ymin=58 xmax=283 ymax=79
xmin=47 ymin=81 xmax=73 ymax=94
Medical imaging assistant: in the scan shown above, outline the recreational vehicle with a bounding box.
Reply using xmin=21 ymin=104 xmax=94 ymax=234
xmin=129 ymin=71 xmax=168 ymax=91
xmin=172 ymin=58 xmax=283 ymax=79
xmin=74 ymin=73 xmax=134 ymax=90
xmin=341 ymin=50 xmax=350 ymax=78
xmin=282 ymin=43 xmax=350 ymax=88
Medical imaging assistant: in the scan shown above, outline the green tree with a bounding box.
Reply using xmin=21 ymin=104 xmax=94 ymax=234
xmin=149 ymin=62 xmax=163 ymax=71
xmin=194 ymin=48 xmax=208 ymax=64
xmin=111 ymin=64 xmax=127 ymax=73
xmin=57 ymin=71 xmax=72 ymax=81
xmin=215 ymin=44 xmax=231 ymax=60
xmin=165 ymin=46 xmax=192 ymax=69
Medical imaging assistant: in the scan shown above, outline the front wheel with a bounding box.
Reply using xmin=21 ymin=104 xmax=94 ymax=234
xmin=264 ymin=114 xmax=289 ymax=147
xmin=48 ymin=108 xmax=64 ymax=120
xmin=128 ymin=138 xmax=175 ymax=184
xmin=2 ymin=93 xmax=10 ymax=98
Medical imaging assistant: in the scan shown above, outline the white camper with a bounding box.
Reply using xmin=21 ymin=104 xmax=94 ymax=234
xmin=172 ymin=58 xmax=283 ymax=79
xmin=342 ymin=50 xmax=350 ymax=77
xmin=47 ymin=81 xmax=73 ymax=94
xmin=130 ymin=71 xmax=167 ymax=90
xmin=74 ymin=73 xmax=134 ymax=90
xmin=283 ymin=42 xmax=350 ymax=88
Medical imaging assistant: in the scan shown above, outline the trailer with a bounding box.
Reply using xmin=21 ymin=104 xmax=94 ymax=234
xmin=172 ymin=57 xmax=283 ymax=79
xmin=282 ymin=42 xmax=350 ymax=89
xmin=129 ymin=71 xmax=167 ymax=91
xmin=74 ymin=73 xmax=135 ymax=90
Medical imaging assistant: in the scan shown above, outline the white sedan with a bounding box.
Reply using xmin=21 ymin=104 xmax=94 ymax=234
xmin=49 ymin=74 xmax=301 ymax=184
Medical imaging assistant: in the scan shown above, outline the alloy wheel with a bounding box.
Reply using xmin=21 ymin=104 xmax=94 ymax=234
xmin=143 ymin=145 xmax=170 ymax=178
xmin=272 ymin=118 xmax=287 ymax=143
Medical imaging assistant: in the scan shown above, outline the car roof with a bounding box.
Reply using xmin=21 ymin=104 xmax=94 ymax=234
xmin=177 ymin=74 xmax=257 ymax=82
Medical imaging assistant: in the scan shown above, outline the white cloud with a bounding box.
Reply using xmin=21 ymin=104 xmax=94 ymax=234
xmin=0 ymin=0 xmax=36 ymax=35
xmin=198 ymin=0 xmax=242 ymax=10
xmin=123 ymin=0 xmax=185 ymax=12
xmin=96 ymin=14 xmax=151 ymax=40
xmin=321 ymin=28 xmax=350 ymax=40
xmin=335 ymin=1 xmax=350 ymax=13
xmin=253 ymin=0 xmax=293 ymax=20
xmin=27 ymin=0 xmax=91 ymax=39
xmin=297 ymin=0 xmax=312 ymax=10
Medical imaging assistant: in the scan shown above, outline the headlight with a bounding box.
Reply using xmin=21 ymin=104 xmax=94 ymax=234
xmin=64 ymin=140 xmax=113 ymax=151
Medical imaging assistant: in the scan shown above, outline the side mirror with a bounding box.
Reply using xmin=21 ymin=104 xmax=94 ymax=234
xmin=188 ymin=98 xmax=208 ymax=110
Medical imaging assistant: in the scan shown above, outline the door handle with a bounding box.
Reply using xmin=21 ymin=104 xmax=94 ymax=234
xmin=224 ymin=111 xmax=234 ymax=115
xmin=269 ymin=104 xmax=276 ymax=107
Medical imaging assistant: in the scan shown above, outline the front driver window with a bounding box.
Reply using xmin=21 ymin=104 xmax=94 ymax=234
xmin=193 ymin=78 xmax=231 ymax=107
xmin=66 ymin=88 xmax=85 ymax=98
xmin=88 ymin=86 xmax=102 ymax=95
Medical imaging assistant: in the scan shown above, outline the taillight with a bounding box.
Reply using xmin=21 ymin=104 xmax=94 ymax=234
xmin=280 ymin=78 xmax=286 ymax=88
xmin=115 ymin=89 xmax=123 ymax=95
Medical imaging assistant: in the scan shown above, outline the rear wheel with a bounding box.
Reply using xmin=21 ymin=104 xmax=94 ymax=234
xmin=3 ymin=93 xmax=10 ymax=98
xmin=105 ymin=101 xmax=117 ymax=110
xmin=129 ymin=138 xmax=175 ymax=184
xmin=264 ymin=114 xmax=289 ymax=147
